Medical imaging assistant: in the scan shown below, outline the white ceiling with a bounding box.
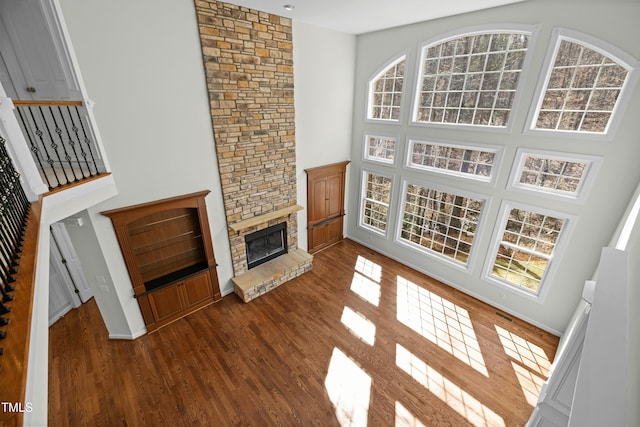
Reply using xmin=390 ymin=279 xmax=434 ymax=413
xmin=220 ymin=0 xmax=527 ymax=35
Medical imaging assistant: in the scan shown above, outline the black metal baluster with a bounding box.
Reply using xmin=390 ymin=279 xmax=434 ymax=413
xmin=0 ymin=270 xmax=15 ymax=303
xmin=15 ymin=101 xmax=103 ymax=190
xmin=0 ymin=175 xmax=25 ymax=247
xmin=42 ymin=106 xmax=72 ymax=185
xmin=49 ymin=106 xmax=79 ymax=183
xmin=15 ymin=107 xmax=53 ymax=190
xmin=60 ymin=106 xmax=88 ymax=179
xmin=0 ymin=137 xmax=29 ymax=230
xmin=72 ymin=106 xmax=99 ymax=177
xmin=26 ymin=106 xmax=63 ymax=188
xmin=0 ymin=217 xmax=19 ymax=274
xmin=0 ymin=221 xmax=18 ymax=292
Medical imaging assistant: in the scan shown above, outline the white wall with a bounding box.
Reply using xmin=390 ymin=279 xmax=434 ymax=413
xmin=347 ymin=0 xmax=640 ymax=334
xmin=58 ymin=0 xmax=234 ymax=338
xmin=293 ymin=22 xmax=356 ymax=250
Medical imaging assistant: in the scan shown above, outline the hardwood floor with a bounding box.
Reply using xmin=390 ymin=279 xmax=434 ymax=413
xmin=48 ymin=239 xmax=559 ymax=426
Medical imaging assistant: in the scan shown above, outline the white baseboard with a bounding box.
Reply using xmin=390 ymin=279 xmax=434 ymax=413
xmin=109 ymin=327 xmax=147 ymax=340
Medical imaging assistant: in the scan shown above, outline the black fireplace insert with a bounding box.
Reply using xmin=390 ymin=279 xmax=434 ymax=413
xmin=245 ymin=222 xmax=287 ymax=269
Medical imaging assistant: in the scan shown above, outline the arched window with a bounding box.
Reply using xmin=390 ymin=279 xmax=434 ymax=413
xmin=530 ymin=33 xmax=634 ymax=135
xmin=367 ymin=55 xmax=406 ymax=121
xmin=413 ymin=31 xmax=531 ymax=128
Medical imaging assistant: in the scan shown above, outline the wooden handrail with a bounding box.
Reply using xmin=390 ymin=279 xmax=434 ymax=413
xmin=11 ymin=100 xmax=83 ymax=107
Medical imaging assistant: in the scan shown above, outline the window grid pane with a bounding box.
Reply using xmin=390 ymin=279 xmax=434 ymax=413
xmin=491 ymin=208 xmax=565 ymax=293
xmin=518 ymin=156 xmax=587 ymax=194
xmin=362 ymin=173 xmax=392 ymax=232
xmin=535 ymin=40 xmax=628 ymax=133
xmin=415 ymin=33 xmax=529 ymax=127
xmin=400 ymin=184 xmax=484 ymax=265
xmin=370 ymin=60 xmax=405 ymax=120
xmin=366 ymin=136 xmax=397 ymax=163
xmin=409 ymin=141 xmax=495 ymax=179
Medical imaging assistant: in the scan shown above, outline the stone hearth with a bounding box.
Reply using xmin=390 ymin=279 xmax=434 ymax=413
xmin=232 ymin=249 xmax=312 ymax=303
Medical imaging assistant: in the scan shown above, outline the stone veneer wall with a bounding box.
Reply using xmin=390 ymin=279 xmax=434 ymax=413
xmin=194 ymin=0 xmax=299 ymax=276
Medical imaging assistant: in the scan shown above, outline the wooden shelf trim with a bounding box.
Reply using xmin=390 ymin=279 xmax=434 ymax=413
xmin=229 ymin=205 xmax=303 ymax=233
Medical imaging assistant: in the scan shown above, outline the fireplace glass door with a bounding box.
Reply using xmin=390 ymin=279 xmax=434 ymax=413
xmin=245 ymin=222 xmax=287 ymax=269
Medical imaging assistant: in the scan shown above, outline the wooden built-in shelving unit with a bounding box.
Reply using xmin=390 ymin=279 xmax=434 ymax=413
xmin=102 ymin=191 xmax=221 ymax=332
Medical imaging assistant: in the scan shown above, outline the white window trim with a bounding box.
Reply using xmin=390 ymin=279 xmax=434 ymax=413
xmin=409 ymin=24 xmax=540 ymax=133
xmin=365 ymin=52 xmax=409 ymax=124
xmin=525 ymin=28 xmax=640 ymax=140
xmin=394 ymin=177 xmax=490 ymax=272
xmin=405 ymin=137 xmax=503 ymax=185
xmin=363 ymin=133 xmax=400 ymax=166
xmin=508 ymin=148 xmax=602 ymax=203
xmin=482 ymin=200 xmax=576 ymax=303
xmin=358 ymin=169 xmax=395 ymax=238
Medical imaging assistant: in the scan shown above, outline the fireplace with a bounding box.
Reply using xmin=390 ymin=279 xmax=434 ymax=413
xmin=245 ymin=222 xmax=288 ymax=269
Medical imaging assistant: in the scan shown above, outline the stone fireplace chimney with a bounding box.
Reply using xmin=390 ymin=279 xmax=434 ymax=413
xmin=194 ymin=0 xmax=312 ymax=301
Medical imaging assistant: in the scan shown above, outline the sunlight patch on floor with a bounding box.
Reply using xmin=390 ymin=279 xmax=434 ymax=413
xmin=341 ymin=306 xmax=376 ymax=345
xmin=355 ymin=255 xmax=382 ymax=282
xmin=395 ymin=401 xmax=426 ymax=427
xmin=510 ymin=361 xmax=546 ymax=406
xmin=396 ymin=344 xmax=505 ymax=427
xmin=351 ymin=272 xmax=381 ymax=306
xmin=325 ymin=347 xmax=372 ymax=426
xmin=396 ymin=276 xmax=488 ymax=376
xmin=494 ymin=325 xmax=552 ymax=376
xmin=351 ymin=255 xmax=382 ymax=306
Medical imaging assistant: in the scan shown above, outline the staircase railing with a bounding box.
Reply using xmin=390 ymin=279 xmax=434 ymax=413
xmin=0 ymin=132 xmax=34 ymax=426
xmin=13 ymin=100 xmax=104 ymax=190
xmin=0 ymin=134 xmax=30 ymax=338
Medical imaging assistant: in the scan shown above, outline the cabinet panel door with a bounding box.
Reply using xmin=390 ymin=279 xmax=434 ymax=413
xmin=309 ymin=223 xmax=329 ymax=253
xmin=326 ymin=173 xmax=344 ymax=218
xmin=309 ymin=177 xmax=328 ymax=224
xmin=148 ymin=285 xmax=184 ymax=323
xmin=308 ymin=218 xmax=343 ymax=253
xmin=306 ymin=161 xmax=349 ymax=253
xmin=182 ymin=272 xmax=213 ymax=308
xmin=326 ymin=217 xmax=343 ymax=244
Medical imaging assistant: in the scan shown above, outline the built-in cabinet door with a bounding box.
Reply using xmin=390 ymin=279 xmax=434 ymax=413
xmin=326 ymin=173 xmax=344 ymax=219
xmin=305 ymin=161 xmax=349 ymax=254
xmin=309 ymin=172 xmax=344 ymax=225
xmin=182 ymin=272 xmax=213 ymax=307
xmin=147 ymin=284 xmax=183 ymax=323
xmin=147 ymin=271 xmax=215 ymax=325
xmin=309 ymin=177 xmax=329 ymax=224
xmin=308 ymin=218 xmax=343 ymax=253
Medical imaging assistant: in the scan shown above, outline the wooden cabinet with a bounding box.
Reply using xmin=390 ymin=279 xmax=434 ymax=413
xmin=102 ymin=191 xmax=221 ymax=332
xmin=148 ymin=272 xmax=213 ymax=324
xmin=305 ymin=161 xmax=349 ymax=253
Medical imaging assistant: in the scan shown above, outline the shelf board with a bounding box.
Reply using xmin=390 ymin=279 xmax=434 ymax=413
xmin=229 ymin=205 xmax=303 ymax=233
